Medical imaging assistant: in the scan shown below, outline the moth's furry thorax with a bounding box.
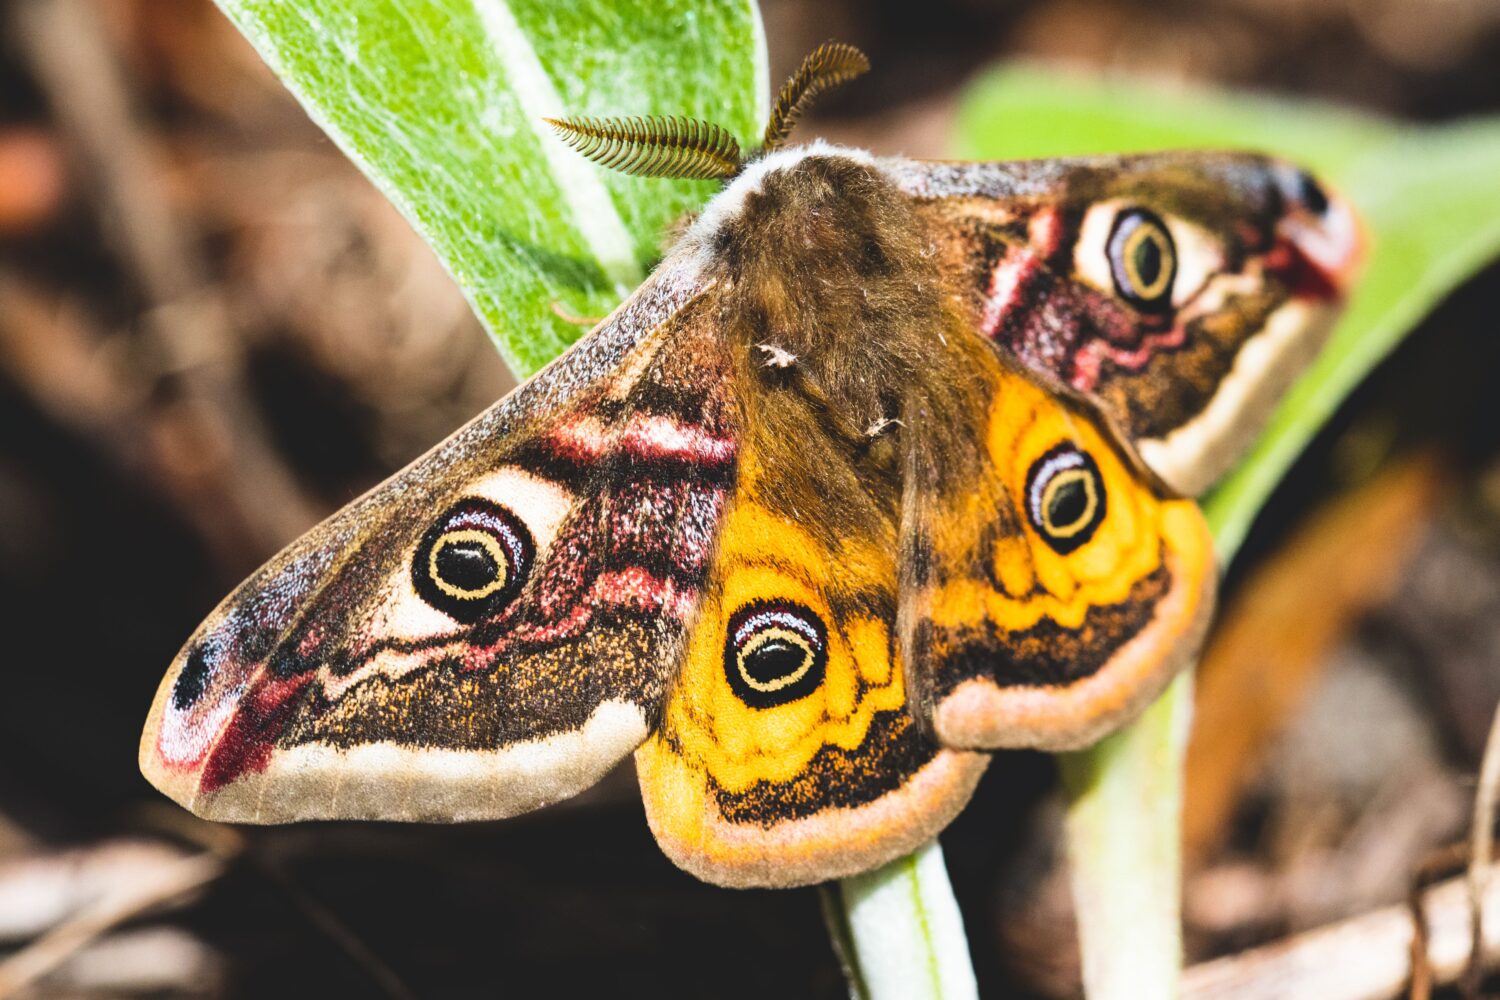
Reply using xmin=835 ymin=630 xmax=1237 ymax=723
xmin=682 ymin=145 xmax=979 ymax=449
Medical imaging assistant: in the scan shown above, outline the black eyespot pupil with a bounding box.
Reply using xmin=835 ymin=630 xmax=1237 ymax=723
xmin=744 ymin=639 xmax=807 ymax=685
xmin=435 ymin=541 xmax=499 ymax=592
xmin=1133 ymin=236 xmax=1162 ymax=287
xmin=1047 ymin=478 xmax=1090 ymax=530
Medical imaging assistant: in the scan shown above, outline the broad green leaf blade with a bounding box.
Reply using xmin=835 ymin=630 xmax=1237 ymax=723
xmin=217 ymin=0 xmax=768 ymax=376
xmin=953 ymin=66 xmax=1500 ymax=1000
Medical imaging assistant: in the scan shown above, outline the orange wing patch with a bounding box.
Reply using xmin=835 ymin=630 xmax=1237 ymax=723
xmin=908 ymin=353 xmax=1216 ymax=752
xmin=636 ymin=449 xmax=986 ymax=889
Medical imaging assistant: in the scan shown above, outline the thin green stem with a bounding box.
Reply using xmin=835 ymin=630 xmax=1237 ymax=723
xmin=828 ymin=841 xmax=979 ymax=1000
xmin=1059 ymin=672 xmax=1194 ymax=998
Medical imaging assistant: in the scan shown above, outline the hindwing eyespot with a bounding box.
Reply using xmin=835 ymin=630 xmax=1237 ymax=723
xmin=723 ymin=602 xmax=828 ymax=708
xmin=1025 ymin=444 xmax=1107 ymax=554
xmin=413 ymin=499 xmax=533 ymax=622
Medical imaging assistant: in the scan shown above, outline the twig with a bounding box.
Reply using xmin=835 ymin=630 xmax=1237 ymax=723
xmin=26 ymin=927 xmax=222 ymax=995
xmin=1183 ymin=860 xmax=1500 ymax=1000
xmin=1467 ymin=701 xmax=1500 ymax=997
xmin=0 ymin=840 xmax=193 ymax=943
xmin=0 ymin=851 xmax=224 ymax=998
xmin=1409 ymin=876 xmax=1434 ymax=1000
xmin=817 ymin=883 xmax=868 ymax=999
xmin=1408 ymin=843 xmax=1468 ymax=1000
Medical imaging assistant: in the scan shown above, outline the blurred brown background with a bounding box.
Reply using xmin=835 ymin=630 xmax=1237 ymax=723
xmin=1 ymin=0 xmax=1499 ymax=996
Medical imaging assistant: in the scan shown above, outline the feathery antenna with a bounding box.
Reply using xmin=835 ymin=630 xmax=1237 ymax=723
xmin=761 ymin=42 xmax=870 ymax=152
xmin=544 ymin=43 xmax=871 ymax=180
xmin=543 ymin=115 xmax=743 ymax=180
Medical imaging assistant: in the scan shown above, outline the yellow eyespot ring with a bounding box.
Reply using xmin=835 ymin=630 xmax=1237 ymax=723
xmin=737 ymin=627 xmax=816 ymax=693
xmin=412 ymin=498 xmax=533 ymax=623
xmin=428 ymin=529 xmax=510 ymax=600
xmin=1107 ymin=208 xmax=1176 ymax=311
xmin=1025 ymin=444 xmax=1108 ymax=555
xmin=1039 ymin=468 xmax=1099 ymax=539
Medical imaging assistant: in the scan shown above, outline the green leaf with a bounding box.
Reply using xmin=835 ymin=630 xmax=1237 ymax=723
xmin=216 ymin=0 xmax=768 ymax=377
xmin=953 ymin=65 xmax=1500 ymax=998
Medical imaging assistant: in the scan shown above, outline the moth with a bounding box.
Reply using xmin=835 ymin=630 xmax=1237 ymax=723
xmin=141 ymin=44 xmax=1360 ymax=888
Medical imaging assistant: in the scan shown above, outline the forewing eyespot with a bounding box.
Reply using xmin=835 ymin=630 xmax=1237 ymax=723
xmin=723 ymin=602 xmax=828 ymax=708
xmin=1025 ymin=444 xmax=1107 ymax=554
xmin=1107 ymin=207 xmax=1177 ymax=311
xmin=413 ymin=498 xmax=534 ymax=623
